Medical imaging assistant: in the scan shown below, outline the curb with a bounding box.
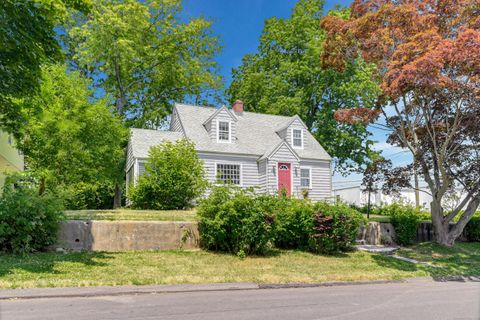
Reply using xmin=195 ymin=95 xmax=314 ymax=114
xmin=0 ymin=280 xmax=405 ymax=301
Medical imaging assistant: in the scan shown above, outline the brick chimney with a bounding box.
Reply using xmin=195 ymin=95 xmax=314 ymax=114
xmin=232 ymin=100 xmax=244 ymax=114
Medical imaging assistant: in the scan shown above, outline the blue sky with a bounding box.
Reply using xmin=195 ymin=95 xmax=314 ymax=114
xmin=182 ymin=0 xmax=411 ymax=184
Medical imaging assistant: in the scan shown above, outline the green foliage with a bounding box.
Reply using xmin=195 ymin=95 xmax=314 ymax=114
xmin=0 ymin=0 xmax=89 ymax=133
xmin=309 ymin=202 xmax=365 ymax=254
xmin=227 ymin=0 xmax=380 ymax=173
xmin=63 ymin=181 xmax=120 ymax=210
xmin=274 ymin=199 xmax=314 ymax=250
xmin=18 ymin=64 xmax=128 ymax=200
xmin=386 ymin=203 xmax=422 ymax=246
xmin=0 ymin=174 xmax=64 ymax=254
xmin=197 ymin=186 xmax=276 ymax=256
xmin=68 ymin=0 xmax=222 ymax=127
xmin=129 ymin=139 xmax=208 ymax=210
xmin=465 ymin=217 xmax=480 ymax=242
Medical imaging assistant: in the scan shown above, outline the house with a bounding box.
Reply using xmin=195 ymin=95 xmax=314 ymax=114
xmin=333 ymin=181 xmax=439 ymax=210
xmin=0 ymin=130 xmax=24 ymax=190
xmin=126 ymin=101 xmax=332 ymax=201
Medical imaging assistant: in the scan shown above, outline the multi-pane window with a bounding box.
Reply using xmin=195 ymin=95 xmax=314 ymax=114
xmin=292 ymin=129 xmax=303 ymax=148
xmin=216 ymin=163 xmax=241 ymax=185
xmin=300 ymin=168 xmax=311 ymax=188
xmin=217 ymin=121 xmax=230 ymax=142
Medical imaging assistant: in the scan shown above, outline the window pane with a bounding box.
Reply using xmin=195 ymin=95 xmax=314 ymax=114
xmin=218 ymin=121 xmax=230 ymax=141
xmin=293 ymin=129 xmax=302 ymax=147
xmin=300 ymin=168 xmax=310 ymax=188
xmin=216 ymin=164 xmax=240 ymax=185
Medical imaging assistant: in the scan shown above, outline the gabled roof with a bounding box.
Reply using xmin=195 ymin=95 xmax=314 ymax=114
xmin=202 ymin=105 xmax=238 ymax=126
xmin=275 ymin=115 xmax=307 ymax=133
xmin=259 ymin=140 xmax=300 ymax=161
xmin=130 ymin=103 xmax=331 ymax=161
xmin=130 ymin=129 xmax=184 ymax=159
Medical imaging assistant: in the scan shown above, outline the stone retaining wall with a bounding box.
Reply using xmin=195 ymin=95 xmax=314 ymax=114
xmin=53 ymin=220 xmax=199 ymax=252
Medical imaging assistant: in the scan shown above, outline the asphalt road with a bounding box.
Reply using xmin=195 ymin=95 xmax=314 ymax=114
xmin=1 ymin=280 xmax=479 ymax=320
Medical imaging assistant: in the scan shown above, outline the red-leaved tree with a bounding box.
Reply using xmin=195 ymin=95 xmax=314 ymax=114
xmin=321 ymin=0 xmax=480 ymax=246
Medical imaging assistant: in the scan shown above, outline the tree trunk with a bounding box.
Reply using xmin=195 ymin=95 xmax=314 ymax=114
xmin=113 ymin=184 xmax=122 ymax=209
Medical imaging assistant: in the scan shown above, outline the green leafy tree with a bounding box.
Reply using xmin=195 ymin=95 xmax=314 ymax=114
xmin=17 ymin=64 xmax=128 ymax=207
xmin=68 ymin=0 xmax=222 ymax=128
xmin=130 ymin=139 xmax=207 ymax=210
xmin=0 ymin=0 xmax=90 ymax=134
xmin=227 ymin=0 xmax=380 ymax=173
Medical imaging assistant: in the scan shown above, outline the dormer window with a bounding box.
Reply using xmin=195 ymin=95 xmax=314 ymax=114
xmin=217 ymin=120 xmax=231 ymax=143
xmin=292 ymin=129 xmax=303 ymax=148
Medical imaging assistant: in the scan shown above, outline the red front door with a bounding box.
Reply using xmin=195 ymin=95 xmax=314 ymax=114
xmin=278 ymin=163 xmax=291 ymax=196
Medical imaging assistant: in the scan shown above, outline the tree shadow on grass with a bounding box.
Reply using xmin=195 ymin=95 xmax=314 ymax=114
xmin=0 ymin=251 xmax=114 ymax=277
xmin=371 ymin=242 xmax=480 ymax=280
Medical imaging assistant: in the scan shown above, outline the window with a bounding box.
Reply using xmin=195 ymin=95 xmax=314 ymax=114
xmin=138 ymin=162 xmax=146 ymax=177
xmin=216 ymin=163 xmax=241 ymax=185
xmin=300 ymin=167 xmax=311 ymax=188
xmin=217 ymin=121 xmax=230 ymax=142
xmin=292 ymin=129 xmax=303 ymax=148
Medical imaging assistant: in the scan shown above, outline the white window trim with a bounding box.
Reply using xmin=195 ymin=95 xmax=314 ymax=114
xmin=214 ymin=161 xmax=243 ymax=186
xmin=216 ymin=119 xmax=232 ymax=143
xmin=300 ymin=166 xmax=312 ymax=189
xmin=291 ymin=128 xmax=304 ymax=149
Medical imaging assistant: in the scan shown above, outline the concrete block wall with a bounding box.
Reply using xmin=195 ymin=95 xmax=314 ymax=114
xmin=54 ymin=220 xmax=199 ymax=252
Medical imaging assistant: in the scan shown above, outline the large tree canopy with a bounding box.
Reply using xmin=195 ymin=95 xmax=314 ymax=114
xmin=18 ymin=64 xmax=128 ymax=193
xmin=0 ymin=0 xmax=90 ymax=134
xmin=68 ymin=0 xmax=222 ymax=128
xmin=321 ymin=0 xmax=480 ymax=246
xmin=227 ymin=0 xmax=381 ymax=173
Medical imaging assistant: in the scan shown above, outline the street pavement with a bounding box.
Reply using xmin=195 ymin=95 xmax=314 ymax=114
xmin=1 ymin=279 xmax=479 ymax=320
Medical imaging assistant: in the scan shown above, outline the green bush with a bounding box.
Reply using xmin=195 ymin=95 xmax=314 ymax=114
xmin=385 ymin=203 xmax=421 ymax=246
xmin=197 ymin=186 xmax=276 ymax=256
xmin=465 ymin=217 xmax=480 ymax=242
xmin=309 ymin=202 xmax=365 ymax=254
xmin=63 ymin=181 xmax=120 ymax=210
xmin=274 ymin=199 xmax=314 ymax=250
xmin=129 ymin=139 xmax=208 ymax=210
xmin=0 ymin=174 xmax=64 ymax=254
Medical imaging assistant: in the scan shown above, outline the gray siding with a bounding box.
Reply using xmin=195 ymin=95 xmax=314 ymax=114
xmin=298 ymin=160 xmax=332 ymax=201
xmin=286 ymin=118 xmax=307 ymax=150
xmin=126 ymin=140 xmax=134 ymax=172
xmin=258 ymin=159 xmax=267 ymax=193
xmin=198 ymin=152 xmax=260 ymax=190
xmin=207 ymin=109 xmax=237 ymax=143
xmin=170 ymin=108 xmax=184 ymax=132
xmin=267 ymin=144 xmax=300 ymax=195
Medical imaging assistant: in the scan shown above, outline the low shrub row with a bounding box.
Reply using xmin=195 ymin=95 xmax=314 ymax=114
xmin=0 ymin=174 xmax=64 ymax=254
xmin=197 ymin=186 xmax=365 ymax=256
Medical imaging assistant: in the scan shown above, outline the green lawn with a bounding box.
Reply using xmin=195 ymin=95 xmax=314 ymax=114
xmin=65 ymin=209 xmax=197 ymax=221
xmin=396 ymin=242 xmax=480 ymax=277
xmin=1 ymin=243 xmax=478 ymax=289
xmin=0 ymin=249 xmax=427 ymax=289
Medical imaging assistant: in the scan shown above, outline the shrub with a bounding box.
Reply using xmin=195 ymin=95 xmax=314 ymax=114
xmin=465 ymin=217 xmax=480 ymax=242
xmin=197 ymin=186 xmax=275 ymax=256
xmin=63 ymin=181 xmax=119 ymax=210
xmin=274 ymin=199 xmax=314 ymax=250
xmin=309 ymin=202 xmax=364 ymax=254
xmin=0 ymin=174 xmax=64 ymax=254
xmin=385 ymin=203 xmax=421 ymax=246
xmin=129 ymin=139 xmax=208 ymax=210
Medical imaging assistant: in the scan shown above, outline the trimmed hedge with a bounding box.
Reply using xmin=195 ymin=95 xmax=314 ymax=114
xmin=384 ymin=203 xmax=422 ymax=246
xmin=198 ymin=186 xmax=365 ymax=256
xmin=197 ymin=187 xmax=276 ymax=256
xmin=465 ymin=217 xmax=480 ymax=242
xmin=310 ymin=202 xmax=365 ymax=254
